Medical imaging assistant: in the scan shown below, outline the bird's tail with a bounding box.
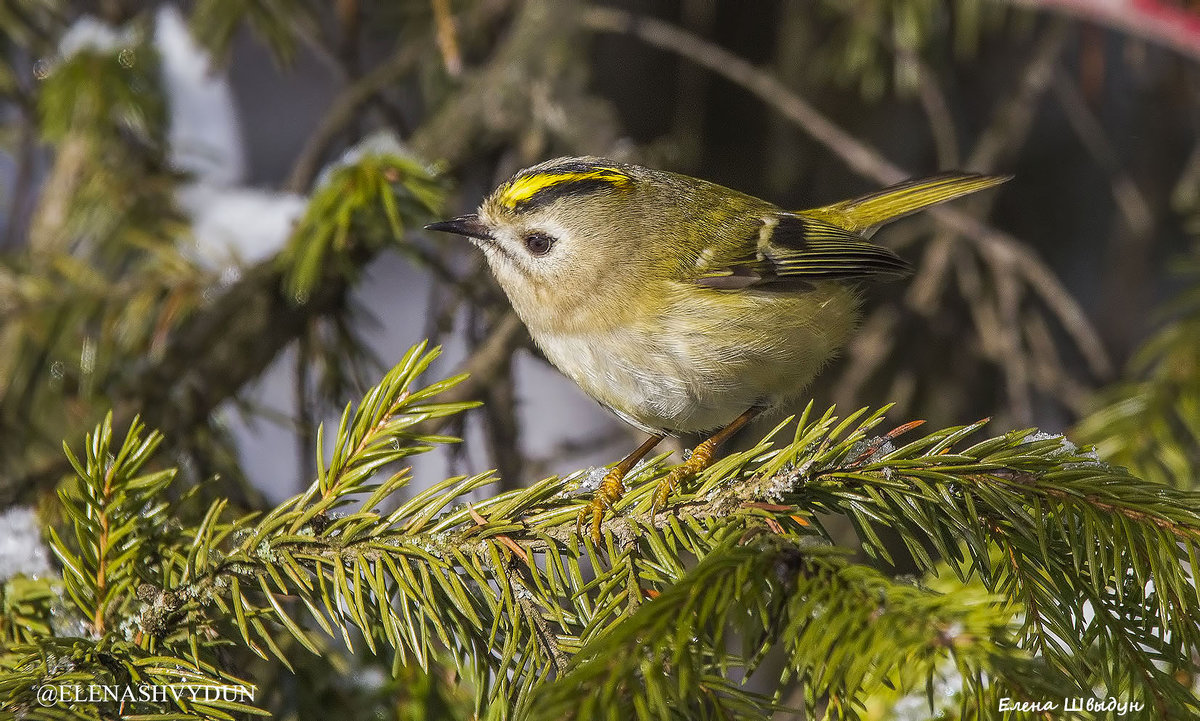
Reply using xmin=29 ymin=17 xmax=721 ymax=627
xmin=800 ymin=172 xmax=1011 ymax=236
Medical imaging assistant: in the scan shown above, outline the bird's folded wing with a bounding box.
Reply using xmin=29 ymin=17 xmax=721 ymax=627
xmin=693 ymin=213 xmax=911 ymax=290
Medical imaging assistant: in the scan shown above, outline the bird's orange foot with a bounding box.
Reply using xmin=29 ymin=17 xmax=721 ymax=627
xmin=577 ymin=467 xmax=627 ymax=544
xmin=651 ymin=439 xmax=717 ymax=514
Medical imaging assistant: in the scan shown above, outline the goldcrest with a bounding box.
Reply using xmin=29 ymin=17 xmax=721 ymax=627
xmin=428 ymin=157 xmax=1007 ymax=537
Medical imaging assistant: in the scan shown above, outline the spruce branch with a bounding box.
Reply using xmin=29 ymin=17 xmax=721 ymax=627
xmin=136 ymin=344 xmax=484 ymax=663
xmin=4 ymin=344 xmax=479 ymax=718
xmin=21 ymin=342 xmax=1200 ymax=718
xmin=1 ymin=635 xmax=261 ymax=720
xmin=216 ymin=385 xmax=1200 ymax=714
xmin=0 ymin=575 xmax=56 ymax=647
xmin=47 ymin=413 xmax=175 ymax=638
xmin=3 ymin=415 xmax=260 ymax=719
xmin=527 ymin=532 xmax=1060 ymax=721
xmin=278 ymin=141 xmax=444 ymax=301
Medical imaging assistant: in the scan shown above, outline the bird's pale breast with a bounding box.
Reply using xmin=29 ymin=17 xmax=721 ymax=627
xmin=527 ymin=281 xmax=859 ymax=435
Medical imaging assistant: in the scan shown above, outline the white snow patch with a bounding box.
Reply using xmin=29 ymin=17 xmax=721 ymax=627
xmin=155 ymin=5 xmax=245 ymax=186
xmin=151 ymin=6 xmax=303 ymax=271
xmin=58 ymin=16 xmax=137 ymax=59
xmin=178 ymin=184 xmax=306 ymax=269
xmin=576 ymin=467 xmax=610 ymax=494
xmin=315 ymin=129 xmax=409 ymax=189
xmin=886 ymin=661 xmax=966 ymax=720
xmin=0 ymin=506 xmax=53 ymax=580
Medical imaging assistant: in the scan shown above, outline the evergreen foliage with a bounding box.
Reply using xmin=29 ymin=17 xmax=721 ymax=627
xmin=4 ymin=342 xmax=1199 ymax=718
xmin=279 ymin=143 xmax=444 ymax=300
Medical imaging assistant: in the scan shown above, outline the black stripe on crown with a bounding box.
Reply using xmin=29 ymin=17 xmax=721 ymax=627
xmin=495 ymin=161 xmax=635 ymax=212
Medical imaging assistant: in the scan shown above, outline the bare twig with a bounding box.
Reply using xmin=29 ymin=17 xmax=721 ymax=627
xmin=406 ymin=242 xmax=500 ymax=307
xmin=285 ymin=41 xmax=427 ymax=193
xmin=942 ymin=206 xmax=1111 ymax=378
xmin=26 ymin=133 xmax=89 ymax=255
xmin=822 ymin=1 xmax=962 ymax=169
xmin=431 ymin=312 xmax=528 ymax=414
xmin=994 ymin=246 xmax=1033 ymax=422
xmin=827 ymin=19 xmax=1067 ymax=421
xmin=585 ymin=8 xmax=899 ymax=184
xmin=290 ymin=24 xmax=350 ymax=81
xmin=481 ymin=352 xmax=523 ymax=490
xmin=409 ymin=311 xmax=529 ymax=468
xmin=1053 ymin=65 xmax=1161 ymax=354
xmin=1052 ymin=67 xmax=1154 ymax=235
xmin=1171 ymin=139 xmax=1200 ymax=213
xmin=412 ymin=1 xmax=619 ymax=167
xmin=295 ymin=329 xmax=316 ymax=485
xmin=904 ymin=224 xmax=956 ymax=315
xmin=965 ymin=21 xmax=1069 ymax=171
xmin=910 ymin=54 xmax=960 ymax=168
xmin=335 ymin=0 xmax=363 ymax=80
xmin=908 ymin=21 xmax=1065 ymax=311
xmin=1023 ymin=308 xmax=1090 ymax=411
xmin=431 ymin=0 xmax=463 ymax=76
xmin=922 ymin=17 xmax=1064 ymax=419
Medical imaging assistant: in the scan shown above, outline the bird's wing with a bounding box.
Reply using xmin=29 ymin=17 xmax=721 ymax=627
xmin=692 ymin=212 xmax=911 ymax=290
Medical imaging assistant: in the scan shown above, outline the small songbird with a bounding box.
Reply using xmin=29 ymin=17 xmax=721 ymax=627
xmin=427 ymin=157 xmax=1007 ymax=539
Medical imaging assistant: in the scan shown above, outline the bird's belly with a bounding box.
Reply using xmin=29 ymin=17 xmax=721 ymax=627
xmin=528 ymin=284 xmax=856 ymax=434
xmin=532 ymin=329 xmax=752 ymax=435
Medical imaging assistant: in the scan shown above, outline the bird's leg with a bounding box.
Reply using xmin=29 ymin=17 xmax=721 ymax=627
xmin=580 ymin=433 xmax=665 ymax=542
xmin=651 ymin=406 xmax=763 ymax=513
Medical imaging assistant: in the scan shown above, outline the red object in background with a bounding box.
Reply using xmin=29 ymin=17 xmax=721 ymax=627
xmin=1007 ymin=0 xmax=1200 ymax=60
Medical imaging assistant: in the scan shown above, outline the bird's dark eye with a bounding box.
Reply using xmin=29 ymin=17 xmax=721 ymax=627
xmin=523 ymin=232 xmax=555 ymax=256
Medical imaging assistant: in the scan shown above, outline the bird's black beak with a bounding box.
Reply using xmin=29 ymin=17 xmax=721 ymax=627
xmin=425 ymin=214 xmax=493 ymax=241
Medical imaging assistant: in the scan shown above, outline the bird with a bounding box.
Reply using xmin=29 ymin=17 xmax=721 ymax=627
xmin=427 ymin=156 xmax=1008 ymax=540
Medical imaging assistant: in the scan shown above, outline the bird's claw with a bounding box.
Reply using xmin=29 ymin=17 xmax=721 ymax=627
xmin=650 ymin=469 xmax=679 ymax=515
xmin=576 ymin=468 xmax=626 ymax=544
xmin=577 ymin=439 xmax=719 ymax=542
xmin=650 ymin=439 xmax=717 ymax=516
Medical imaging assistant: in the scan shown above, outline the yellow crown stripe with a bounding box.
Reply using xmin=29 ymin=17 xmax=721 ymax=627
xmin=498 ymin=168 xmax=632 ymax=209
